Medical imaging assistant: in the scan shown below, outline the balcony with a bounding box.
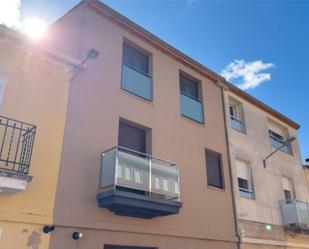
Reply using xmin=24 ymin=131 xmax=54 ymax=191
xmin=0 ymin=116 xmax=36 ymax=194
xmin=280 ymin=200 xmax=309 ymax=233
xmin=180 ymin=92 xmax=204 ymax=123
xmin=96 ymin=146 xmax=182 ymax=219
xmin=121 ymin=63 xmax=152 ymax=101
xmin=231 ymin=116 xmax=244 ymax=132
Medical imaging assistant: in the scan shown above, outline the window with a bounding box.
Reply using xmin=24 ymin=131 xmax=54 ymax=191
xmin=118 ymin=121 xmax=147 ymax=154
xmin=268 ymin=130 xmax=291 ymax=153
xmin=205 ymin=150 xmax=224 ymax=189
xmin=121 ymin=42 xmax=152 ymax=101
xmin=229 ymin=98 xmax=245 ymax=132
xmin=0 ymin=73 xmax=8 ymax=110
xmin=282 ymin=176 xmax=295 ymax=203
xmin=179 ymin=73 xmax=204 ymax=123
xmin=236 ymin=160 xmax=254 ymax=199
xmin=268 ymin=119 xmax=291 ymax=154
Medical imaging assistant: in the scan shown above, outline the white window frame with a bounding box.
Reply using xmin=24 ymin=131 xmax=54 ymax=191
xmin=236 ymin=159 xmax=254 ymax=199
xmin=229 ymin=99 xmax=245 ymax=133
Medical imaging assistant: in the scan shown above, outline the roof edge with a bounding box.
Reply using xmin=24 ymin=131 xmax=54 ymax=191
xmin=226 ymin=81 xmax=300 ymax=129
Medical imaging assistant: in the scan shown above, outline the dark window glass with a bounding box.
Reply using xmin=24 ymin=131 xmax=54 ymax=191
xmin=238 ymin=178 xmax=249 ymax=189
xmin=284 ymin=189 xmax=292 ymax=201
xmin=123 ymin=44 xmax=149 ymax=74
xmin=205 ymin=150 xmax=224 ymax=189
xmin=180 ymin=74 xmax=199 ymax=99
xmin=118 ymin=122 xmax=146 ymax=154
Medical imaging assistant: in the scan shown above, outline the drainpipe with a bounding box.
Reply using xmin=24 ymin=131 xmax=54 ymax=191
xmin=220 ymin=84 xmax=241 ymax=249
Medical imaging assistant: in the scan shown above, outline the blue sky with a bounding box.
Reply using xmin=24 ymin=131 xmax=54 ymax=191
xmin=2 ymin=0 xmax=309 ymax=161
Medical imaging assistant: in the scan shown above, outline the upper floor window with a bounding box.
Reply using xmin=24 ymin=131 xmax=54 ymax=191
xmin=268 ymin=119 xmax=292 ymax=154
xmin=205 ymin=149 xmax=224 ymax=189
xmin=229 ymin=98 xmax=245 ymax=133
xmin=121 ymin=42 xmax=152 ymax=101
xmin=179 ymin=73 xmax=204 ymax=123
xmin=282 ymin=176 xmax=295 ymax=202
xmin=236 ymin=159 xmax=254 ymax=199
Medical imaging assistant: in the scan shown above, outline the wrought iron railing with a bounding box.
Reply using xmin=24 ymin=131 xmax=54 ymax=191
xmin=0 ymin=116 xmax=36 ymax=174
xmin=99 ymin=146 xmax=180 ymax=200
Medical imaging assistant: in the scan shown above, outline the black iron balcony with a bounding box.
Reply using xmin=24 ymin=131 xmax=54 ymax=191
xmin=0 ymin=115 xmax=36 ymax=175
xmin=280 ymin=199 xmax=309 ymax=233
xmin=97 ymin=146 xmax=182 ymax=219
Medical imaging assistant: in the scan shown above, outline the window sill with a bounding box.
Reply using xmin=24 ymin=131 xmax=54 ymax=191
xmin=231 ymin=126 xmax=246 ymax=134
xmin=207 ymin=185 xmax=226 ymax=192
xmin=239 ymin=193 xmax=255 ymax=200
xmin=120 ymin=89 xmax=154 ymax=105
xmin=180 ymin=114 xmax=205 ymax=126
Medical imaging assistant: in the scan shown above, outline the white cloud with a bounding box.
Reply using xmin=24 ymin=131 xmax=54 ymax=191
xmin=0 ymin=0 xmax=22 ymax=28
xmin=221 ymin=59 xmax=275 ymax=90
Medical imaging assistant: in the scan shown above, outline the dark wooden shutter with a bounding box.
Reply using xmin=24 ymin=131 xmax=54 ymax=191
xmin=205 ymin=150 xmax=223 ymax=189
xmin=118 ymin=122 xmax=146 ymax=154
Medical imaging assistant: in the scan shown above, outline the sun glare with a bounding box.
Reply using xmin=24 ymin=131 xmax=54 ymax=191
xmin=23 ymin=17 xmax=47 ymax=39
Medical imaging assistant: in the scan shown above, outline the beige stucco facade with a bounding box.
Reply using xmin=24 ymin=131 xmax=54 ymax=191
xmin=0 ymin=26 xmax=74 ymax=249
xmin=45 ymin=1 xmax=238 ymax=249
xmin=224 ymin=90 xmax=309 ymax=249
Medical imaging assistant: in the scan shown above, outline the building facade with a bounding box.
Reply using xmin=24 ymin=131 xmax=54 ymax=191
xmin=45 ymin=1 xmax=238 ymax=249
xmin=224 ymin=86 xmax=309 ymax=249
xmin=1 ymin=1 xmax=309 ymax=249
xmin=0 ymin=25 xmax=79 ymax=249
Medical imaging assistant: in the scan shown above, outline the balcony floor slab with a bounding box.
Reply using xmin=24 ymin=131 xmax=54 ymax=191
xmin=97 ymin=190 xmax=182 ymax=219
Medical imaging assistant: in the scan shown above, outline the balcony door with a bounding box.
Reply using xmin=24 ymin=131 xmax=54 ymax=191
xmin=118 ymin=121 xmax=146 ymax=154
xmin=117 ymin=121 xmax=149 ymax=194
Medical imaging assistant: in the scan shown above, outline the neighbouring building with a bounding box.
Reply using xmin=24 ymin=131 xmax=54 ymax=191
xmin=224 ymin=84 xmax=309 ymax=249
xmin=0 ymin=25 xmax=80 ymax=249
xmin=44 ymin=1 xmax=238 ymax=249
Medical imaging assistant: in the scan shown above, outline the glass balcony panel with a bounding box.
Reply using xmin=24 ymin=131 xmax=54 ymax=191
xmin=100 ymin=147 xmax=180 ymax=200
xmin=151 ymin=158 xmax=179 ymax=199
xmin=231 ymin=116 xmax=243 ymax=132
xmin=180 ymin=93 xmax=204 ymax=123
xmin=296 ymin=201 xmax=309 ymax=225
xmin=280 ymin=200 xmax=309 ymax=226
xmin=100 ymin=149 xmax=116 ymax=189
xmin=116 ymin=150 xmax=150 ymax=192
xmin=121 ymin=64 xmax=152 ymax=101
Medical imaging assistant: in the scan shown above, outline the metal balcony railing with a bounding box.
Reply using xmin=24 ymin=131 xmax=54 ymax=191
xmin=99 ymin=146 xmax=180 ymax=200
xmin=280 ymin=200 xmax=309 ymax=228
xmin=0 ymin=116 xmax=36 ymax=175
